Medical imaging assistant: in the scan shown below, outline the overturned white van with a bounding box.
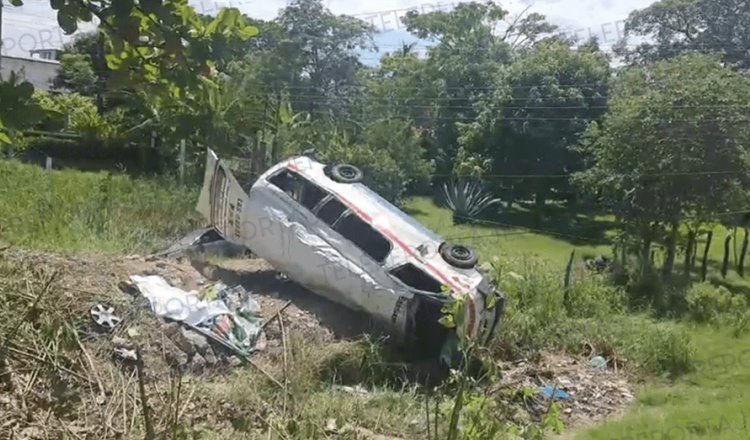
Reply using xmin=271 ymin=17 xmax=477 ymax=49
xmin=196 ymin=149 xmax=505 ymax=360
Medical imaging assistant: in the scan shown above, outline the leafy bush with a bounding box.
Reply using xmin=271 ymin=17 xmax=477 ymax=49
xmin=319 ymin=119 xmax=434 ymax=203
xmin=686 ymin=282 xmax=748 ymax=324
xmin=32 ymin=91 xmax=125 ymax=145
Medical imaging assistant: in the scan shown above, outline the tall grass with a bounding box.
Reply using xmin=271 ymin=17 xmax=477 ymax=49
xmin=0 ymin=160 xmax=201 ymax=254
xmin=490 ymin=256 xmax=696 ymax=377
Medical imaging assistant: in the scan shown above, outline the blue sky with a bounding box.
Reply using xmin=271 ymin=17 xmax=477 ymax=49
xmin=1 ymin=0 xmax=656 ymax=62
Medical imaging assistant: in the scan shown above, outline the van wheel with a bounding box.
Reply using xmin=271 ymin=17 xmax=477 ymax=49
xmin=441 ymin=243 xmax=478 ymax=269
xmin=328 ymin=163 xmax=363 ymax=183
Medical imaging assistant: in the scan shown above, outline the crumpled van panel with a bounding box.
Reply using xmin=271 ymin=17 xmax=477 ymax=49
xmin=244 ymin=182 xmax=413 ymax=331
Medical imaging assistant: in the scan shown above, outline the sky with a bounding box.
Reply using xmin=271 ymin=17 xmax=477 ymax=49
xmin=0 ymin=0 xmax=657 ymax=62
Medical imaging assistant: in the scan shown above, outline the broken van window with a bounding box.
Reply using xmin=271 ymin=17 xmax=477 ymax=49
xmin=335 ymin=213 xmax=391 ymax=263
xmin=268 ymin=168 xmax=327 ymax=209
xmin=317 ymin=197 xmax=348 ymax=226
xmin=390 ymin=263 xmax=443 ymax=293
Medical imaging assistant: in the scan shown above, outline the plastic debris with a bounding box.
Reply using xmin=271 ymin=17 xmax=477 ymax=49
xmin=90 ymin=304 xmax=121 ymax=330
xmin=541 ymin=386 xmax=571 ymax=400
xmin=129 ymin=275 xmax=264 ymax=356
xmin=589 ymin=356 xmax=607 ymax=369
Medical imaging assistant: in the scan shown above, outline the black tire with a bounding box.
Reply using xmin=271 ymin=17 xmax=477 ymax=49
xmin=440 ymin=243 xmax=478 ymax=269
xmin=328 ymin=163 xmax=363 ymax=183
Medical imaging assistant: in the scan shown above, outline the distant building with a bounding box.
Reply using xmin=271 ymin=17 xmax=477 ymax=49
xmin=1 ymin=49 xmax=62 ymax=91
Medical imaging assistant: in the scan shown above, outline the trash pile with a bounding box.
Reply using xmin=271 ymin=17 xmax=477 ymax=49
xmin=128 ymin=275 xmax=266 ymax=357
xmin=499 ymin=351 xmax=636 ymax=428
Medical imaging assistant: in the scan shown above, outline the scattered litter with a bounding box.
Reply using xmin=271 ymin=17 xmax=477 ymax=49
xmin=501 ymin=351 xmax=635 ymax=428
xmin=589 ymin=356 xmax=607 ymax=369
xmin=112 ymin=336 xmax=138 ymax=362
xmin=333 ymin=385 xmax=369 ymax=397
xmin=90 ymin=304 xmax=121 ymax=330
xmin=541 ymin=386 xmax=571 ymax=400
xmin=129 ymin=275 xmax=265 ymax=356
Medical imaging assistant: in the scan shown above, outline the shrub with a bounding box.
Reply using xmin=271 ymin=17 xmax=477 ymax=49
xmin=32 ymin=91 xmax=125 ymax=145
xmin=686 ymin=282 xmax=748 ymax=324
xmin=318 ymin=119 xmax=434 ymax=203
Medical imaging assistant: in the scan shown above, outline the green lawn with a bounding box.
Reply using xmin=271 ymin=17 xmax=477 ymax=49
xmin=568 ymin=326 xmax=750 ymax=440
xmin=405 ymin=197 xmax=613 ymax=266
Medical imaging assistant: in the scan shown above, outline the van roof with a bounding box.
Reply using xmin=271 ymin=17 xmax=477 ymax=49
xmin=264 ymin=155 xmax=483 ymax=294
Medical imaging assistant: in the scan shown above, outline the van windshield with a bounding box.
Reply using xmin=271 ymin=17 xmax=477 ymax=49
xmin=353 ymin=183 xmax=444 ymax=244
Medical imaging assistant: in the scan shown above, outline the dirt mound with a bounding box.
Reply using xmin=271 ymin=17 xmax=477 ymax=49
xmin=0 ymin=249 xmax=380 ymax=438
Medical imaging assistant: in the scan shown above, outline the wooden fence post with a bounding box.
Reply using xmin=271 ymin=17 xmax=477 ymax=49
xmin=45 ymin=156 xmax=52 ymax=171
xmin=179 ymin=140 xmax=186 ymax=185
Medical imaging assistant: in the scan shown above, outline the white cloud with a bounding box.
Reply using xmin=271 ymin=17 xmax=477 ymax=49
xmin=1 ymin=0 xmax=656 ymax=59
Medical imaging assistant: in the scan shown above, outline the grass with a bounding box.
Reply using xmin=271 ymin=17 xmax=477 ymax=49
xmin=0 ymin=159 xmax=201 ymax=254
xmin=568 ymin=326 xmax=750 ymax=440
xmin=406 ymin=197 xmax=616 ymax=267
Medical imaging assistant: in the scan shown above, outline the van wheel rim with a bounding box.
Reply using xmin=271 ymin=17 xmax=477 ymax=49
xmin=339 ymin=166 xmax=357 ymax=179
xmin=451 ymin=246 xmax=471 ymax=260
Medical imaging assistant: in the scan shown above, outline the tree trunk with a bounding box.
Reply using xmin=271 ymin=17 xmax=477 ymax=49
xmin=739 ymin=228 xmax=749 ymax=278
xmin=684 ymin=230 xmax=696 ymax=279
xmin=690 ymin=238 xmax=698 ymax=271
xmin=662 ymin=221 xmax=679 ymax=280
xmin=721 ymin=233 xmax=732 ymax=278
xmin=535 ymin=186 xmax=547 ymax=210
xmin=701 ymin=231 xmax=713 ymax=282
xmin=640 ymin=225 xmax=655 ymax=275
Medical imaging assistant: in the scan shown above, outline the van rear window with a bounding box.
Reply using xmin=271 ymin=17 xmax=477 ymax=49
xmin=390 ymin=263 xmax=443 ymax=293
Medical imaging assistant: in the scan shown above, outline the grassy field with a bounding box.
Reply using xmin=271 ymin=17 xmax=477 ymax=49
xmin=405 ymin=197 xmax=614 ymax=266
xmin=568 ymin=326 xmax=750 ymax=440
xmin=0 ymin=159 xmax=200 ymax=254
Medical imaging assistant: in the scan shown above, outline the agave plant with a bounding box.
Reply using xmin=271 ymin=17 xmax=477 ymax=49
xmin=441 ymin=179 xmax=502 ymax=224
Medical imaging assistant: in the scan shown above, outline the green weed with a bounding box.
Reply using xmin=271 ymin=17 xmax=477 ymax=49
xmin=0 ymin=160 xmax=200 ymax=254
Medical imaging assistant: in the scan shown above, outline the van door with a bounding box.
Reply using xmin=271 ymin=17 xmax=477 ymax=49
xmin=196 ymin=149 xmax=249 ymax=244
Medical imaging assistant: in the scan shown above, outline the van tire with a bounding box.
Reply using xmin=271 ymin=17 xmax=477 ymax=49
xmin=441 ymin=243 xmax=478 ymax=269
xmin=328 ymin=164 xmax=363 ymax=183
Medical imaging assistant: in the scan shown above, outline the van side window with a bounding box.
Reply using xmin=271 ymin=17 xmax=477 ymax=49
xmin=268 ymin=167 xmax=391 ymax=263
xmin=390 ymin=263 xmax=443 ymax=293
xmin=335 ymin=213 xmax=391 ymax=263
xmin=268 ymin=168 xmax=327 ymax=209
xmin=317 ymin=197 xmax=348 ymax=226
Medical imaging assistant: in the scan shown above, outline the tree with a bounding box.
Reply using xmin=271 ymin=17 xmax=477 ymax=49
xmin=459 ymin=38 xmax=611 ymax=208
xmin=0 ymin=0 xmax=259 ymax=146
xmin=621 ymin=0 xmax=750 ymax=70
xmin=401 ymin=2 xmax=513 ymax=176
xmin=52 ymin=53 xmax=98 ymax=95
xmin=575 ymin=54 xmax=750 ymax=278
xmin=400 ymin=2 xmax=557 ymax=177
xmin=53 ymin=31 xmax=111 ymax=110
xmin=276 ymin=0 xmax=375 ymax=117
